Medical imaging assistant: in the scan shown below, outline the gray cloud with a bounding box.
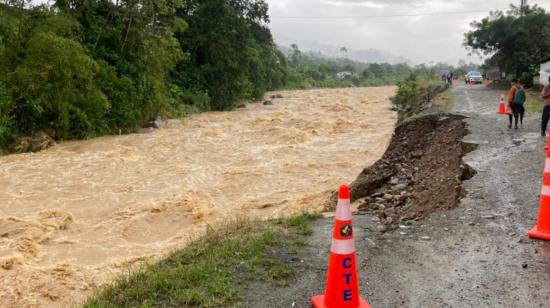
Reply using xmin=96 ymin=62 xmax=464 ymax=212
xmin=267 ymin=0 xmax=550 ymax=65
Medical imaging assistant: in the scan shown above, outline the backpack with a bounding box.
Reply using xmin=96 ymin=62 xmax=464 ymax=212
xmin=515 ymin=88 xmax=526 ymax=105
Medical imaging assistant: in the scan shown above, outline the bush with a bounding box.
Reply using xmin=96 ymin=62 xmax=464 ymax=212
xmin=12 ymin=32 xmax=109 ymax=139
xmin=392 ymin=74 xmax=449 ymax=123
xmin=393 ymin=73 xmax=420 ymax=113
xmin=168 ymin=84 xmax=211 ymax=117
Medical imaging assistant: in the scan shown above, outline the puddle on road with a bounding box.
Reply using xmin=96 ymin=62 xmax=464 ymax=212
xmin=0 ymin=87 xmax=397 ymax=307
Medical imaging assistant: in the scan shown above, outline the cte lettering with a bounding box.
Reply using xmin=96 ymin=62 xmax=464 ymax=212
xmin=343 ymin=257 xmax=353 ymax=302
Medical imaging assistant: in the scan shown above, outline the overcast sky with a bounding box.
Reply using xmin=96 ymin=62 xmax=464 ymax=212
xmin=266 ymin=0 xmax=550 ymax=65
xmin=30 ymin=0 xmax=550 ymax=65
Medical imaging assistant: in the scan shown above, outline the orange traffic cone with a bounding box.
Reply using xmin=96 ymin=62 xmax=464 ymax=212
xmin=497 ymin=94 xmax=507 ymax=115
xmin=529 ymin=148 xmax=550 ymax=240
xmin=311 ymin=185 xmax=371 ymax=308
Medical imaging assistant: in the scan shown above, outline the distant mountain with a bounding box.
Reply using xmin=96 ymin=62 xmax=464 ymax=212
xmin=274 ymin=34 xmax=412 ymax=64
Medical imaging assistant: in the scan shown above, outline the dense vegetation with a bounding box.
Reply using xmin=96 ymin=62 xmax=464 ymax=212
xmin=284 ymin=44 xmax=443 ymax=89
xmin=465 ymin=4 xmax=550 ymax=88
xmin=0 ymin=0 xmax=446 ymax=153
xmin=392 ymin=74 xmax=450 ymax=123
xmin=0 ymin=0 xmax=288 ymax=151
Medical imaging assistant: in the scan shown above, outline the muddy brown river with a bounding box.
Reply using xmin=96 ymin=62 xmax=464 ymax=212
xmin=0 ymin=87 xmax=396 ymax=307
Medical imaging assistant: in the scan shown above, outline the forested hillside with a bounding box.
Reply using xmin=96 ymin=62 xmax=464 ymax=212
xmin=0 ymin=0 xmax=443 ymax=153
xmin=282 ymin=44 xmax=468 ymax=89
xmin=0 ymin=0 xmax=288 ymax=150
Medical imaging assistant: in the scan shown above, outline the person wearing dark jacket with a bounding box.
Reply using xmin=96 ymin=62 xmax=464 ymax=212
xmin=512 ymin=82 xmax=526 ymax=129
xmin=541 ymin=77 xmax=550 ymax=136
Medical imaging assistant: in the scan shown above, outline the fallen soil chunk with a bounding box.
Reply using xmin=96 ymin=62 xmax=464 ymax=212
xmin=327 ymin=114 xmax=477 ymax=229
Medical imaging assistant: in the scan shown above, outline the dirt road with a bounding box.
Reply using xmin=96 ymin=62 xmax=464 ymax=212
xmin=251 ymin=84 xmax=550 ymax=307
xmin=0 ymin=87 xmax=397 ymax=307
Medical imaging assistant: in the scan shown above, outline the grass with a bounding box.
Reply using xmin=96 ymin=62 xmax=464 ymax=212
xmin=430 ymin=87 xmax=454 ymax=112
xmin=395 ymin=80 xmax=451 ymax=123
xmin=83 ymin=213 xmax=322 ymax=308
xmin=525 ymin=90 xmax=544 ymax=113
xmin=419 ymin=79 xmax=446 ymax=88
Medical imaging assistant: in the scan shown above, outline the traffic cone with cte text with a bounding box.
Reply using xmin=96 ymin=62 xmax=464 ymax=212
xmin=311 ymin=185 xmax=370 ymax=308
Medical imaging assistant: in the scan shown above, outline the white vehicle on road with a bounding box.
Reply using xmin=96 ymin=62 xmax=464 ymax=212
xmin=465 ymin=70 xmax=483 ymax=84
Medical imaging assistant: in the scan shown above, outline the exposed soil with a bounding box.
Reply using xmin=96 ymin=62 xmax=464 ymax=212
xmin=350 ymin=114 xmax=478 ymax=230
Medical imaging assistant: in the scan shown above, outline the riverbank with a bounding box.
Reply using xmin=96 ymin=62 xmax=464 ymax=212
xmin=0 ymin=87 xmax=397 ymax=307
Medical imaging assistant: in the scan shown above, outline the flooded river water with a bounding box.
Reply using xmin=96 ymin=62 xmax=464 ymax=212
xmin=0 ymin=86 xmax=396 ymax=307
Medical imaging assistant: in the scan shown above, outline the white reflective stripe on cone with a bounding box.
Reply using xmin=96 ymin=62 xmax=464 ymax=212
xmin=541 ymin=185 xmax=550 ymax=197
xmin=330 ymin=239 xmax=355 ymax=255
xmin=335 ymin=199 xmax=352 ymax=221
xmin=545 ymin=159 xmax=550 ymax=173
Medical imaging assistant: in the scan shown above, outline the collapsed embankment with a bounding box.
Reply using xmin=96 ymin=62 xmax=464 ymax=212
xmin=242 ymin=113 xmax=481 ymax=307
xmin=326 ymin=113 xmax=477 ymax=230
xmin=351 ymin=114 xmax=477 ymax=229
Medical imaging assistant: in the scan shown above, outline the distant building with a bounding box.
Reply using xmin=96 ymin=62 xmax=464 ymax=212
xmin=540 ymin=61 xmax=550 ymax=85
xmin=336 ymin=71 xmax=355 ymax=79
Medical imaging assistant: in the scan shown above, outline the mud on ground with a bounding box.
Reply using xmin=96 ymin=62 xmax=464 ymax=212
xmin=350 ymin=114 xmax=478 ymax=230
xmin=324 ymin=113 xmax=477 ymax=230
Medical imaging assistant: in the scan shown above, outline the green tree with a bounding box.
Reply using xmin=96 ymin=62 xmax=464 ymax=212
xmin=0 ymin=0 xmax=289 ymax=152
xmin=54 ymin=0 xmax=185 ymax=127
xmin=174 ymin=0 xmax=280 ymax=110
xmin=289 ymin=44 xmax=302 ymax=68
xmin=176 ymin=0 xmax=251 ymax=110
xmin=464 ymin=4 xmax=550 ymax=83
xmin=12 ymin=32 xmax=109 ymax=138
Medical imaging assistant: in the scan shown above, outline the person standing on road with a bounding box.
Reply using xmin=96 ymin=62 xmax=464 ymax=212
xmin=540 ymin=77 xmax=550 ymax=136
xmin=507 ymin=79 xmax=518 ymax=129
xmin=512 ymin=81 xmax=527 ymax=129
